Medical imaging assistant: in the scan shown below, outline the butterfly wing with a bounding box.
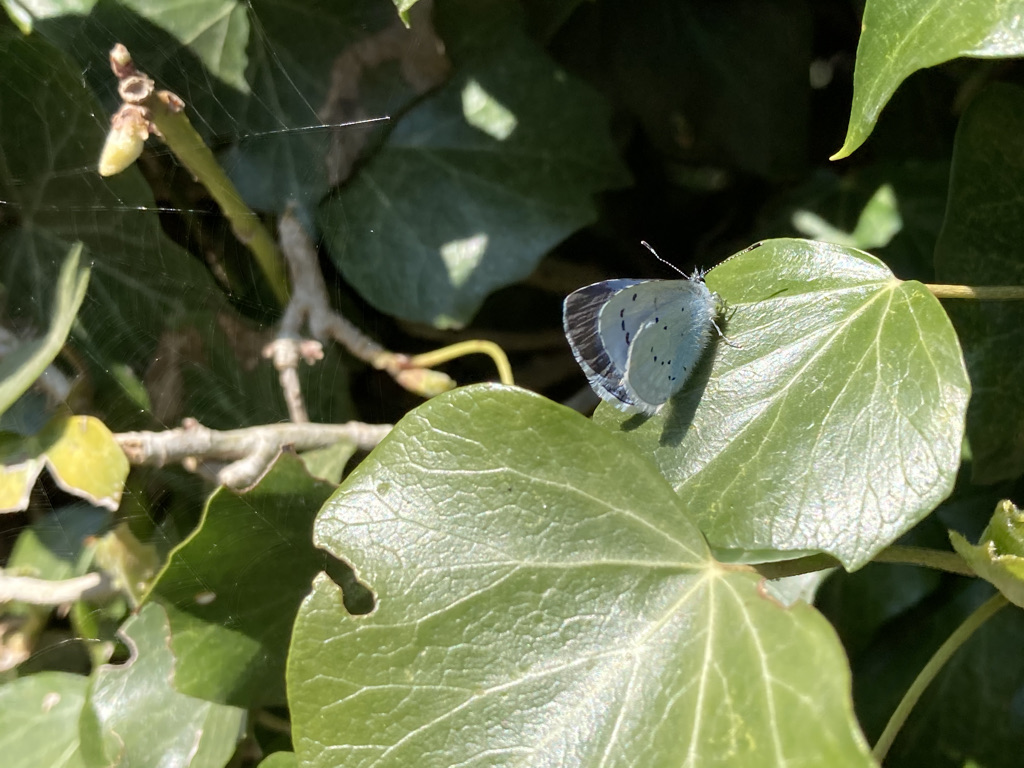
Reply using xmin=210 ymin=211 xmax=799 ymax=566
xmin=625 ymin=280 xmax=718 ymax=410
xmin=563 ymin=278 xmax=719 ymax=414
xmin=563 ymin=279 xmax=649 ymax=408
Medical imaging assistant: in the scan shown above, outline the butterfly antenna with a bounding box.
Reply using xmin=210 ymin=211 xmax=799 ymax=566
xmin=640 ymin=240 xmax=687 ymax=277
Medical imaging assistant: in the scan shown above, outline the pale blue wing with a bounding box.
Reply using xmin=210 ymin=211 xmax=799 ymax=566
xmin=625 ymin=280 xmax=718 ymax=410
xmin=563 ymin=278 xmax=719 ymax=414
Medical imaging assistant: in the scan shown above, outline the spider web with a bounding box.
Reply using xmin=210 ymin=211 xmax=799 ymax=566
xmin=0 ymin=0 xmax=429 ymax=683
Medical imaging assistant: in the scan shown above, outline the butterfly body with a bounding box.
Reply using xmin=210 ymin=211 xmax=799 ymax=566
xmin=563 ymin=276 xmax=721 ymax=414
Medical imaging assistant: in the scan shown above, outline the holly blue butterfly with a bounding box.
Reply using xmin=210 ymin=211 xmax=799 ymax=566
xmin=563 ymin=243 xmax=724 ymax=415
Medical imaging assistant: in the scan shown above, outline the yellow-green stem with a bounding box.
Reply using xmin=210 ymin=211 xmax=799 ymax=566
xmin=872 ymin=592 xmax=1008 ymax=763
xmin=925 ymin=284 xmax=1024 ymax=300
xmin=146 ymin=94 xmax=290 ymax=305
xmin=410 ymin=340 xmax=515 ymax=386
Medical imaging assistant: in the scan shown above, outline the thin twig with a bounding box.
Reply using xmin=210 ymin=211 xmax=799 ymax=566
xmin=117 ymin=419 xmax=392 ymax=463
xmin=277 ymin=207 xmax=457 ymax=398
xmin=0 ymin=570 xmax=115 ymax=606
xmin=262 ymin=337 xmax=323 ymax=423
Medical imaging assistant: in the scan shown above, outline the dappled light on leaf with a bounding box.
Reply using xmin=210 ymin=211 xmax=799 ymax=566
xmin=461 ymin=79 xmax=518 ymax=139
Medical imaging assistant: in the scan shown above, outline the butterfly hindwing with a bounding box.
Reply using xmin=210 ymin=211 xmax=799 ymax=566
xmin=625 ymin=280 xmax=717 ymax=409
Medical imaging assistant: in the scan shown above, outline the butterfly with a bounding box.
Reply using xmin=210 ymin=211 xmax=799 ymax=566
xmin=563 ymin=244 xmax=725 ymax=415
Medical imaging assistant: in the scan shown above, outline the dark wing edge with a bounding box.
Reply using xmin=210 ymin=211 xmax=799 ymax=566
xmin=562 ymin=280 xmax=647 ymax=411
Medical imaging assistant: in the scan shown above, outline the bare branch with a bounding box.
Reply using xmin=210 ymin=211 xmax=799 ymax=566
xmin=0 ymin=570 xmax=115 ymax=606
xmin=116 ymin=419 xmax=393 ymax=485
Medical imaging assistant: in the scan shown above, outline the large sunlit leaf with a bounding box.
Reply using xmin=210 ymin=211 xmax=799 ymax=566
xmin=834 ymin=0 xmax=1024 ymax=159
xmin=0 ymin=671 xmax=90 ymax=768
xmin=935 ymin=83 xmax=1024 ymax=483
xmin=319 ymin=0 xmax=630 ymax=328
xmin=288 ymin=385 xmax=875 ymax=768
xmin=595 ymin=239 xmax=970 ymax=569
xmin=83 ymin=603 xmax=245 ymax=768
xmin=147 ymin=453 xmax=339 ymax=707
xmin=0 ymin=243 xmax=88 ymax=416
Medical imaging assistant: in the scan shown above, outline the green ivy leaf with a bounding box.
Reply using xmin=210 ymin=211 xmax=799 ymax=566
xmin=17 ymin=0 xmax=431 ymax=220
xmin=935 ymin=83 xmax=1024 ymax=483
xmin=597 ymin=0 xmax=812 ymax=179
xmin=596 ymin=239 xmax=970 ymax=569
xmin=791 ymin=184 xmax=902 ymax=251
xmin=0 ymin=671 xmax=90 ymax=768
xmin=834 ymin=0 xmax=1024 ymax=159
xmin=288 ymin=385 xmax=875 ymax=768
xmin=8 ymin=0 xmax=249 ymax=90
xmin=319 ymin=0 xmax=629 ymax=328
xmin=123 ymin=0 xmax=250 ymax=91
xmin=0 ymin=416 xmax=129 ymax=514
xmin=83 ymin=603 xmax=245 ymax=768
xmin=0 ymin=244 xmax=88 ymax=418
xmin=950 ymin=500 xmax=1024 ymax=608
xmin=148 ymin=453 xmax=338 ymax=707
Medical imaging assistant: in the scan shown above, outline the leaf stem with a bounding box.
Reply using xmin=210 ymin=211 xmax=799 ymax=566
xmin=872 ymin=592 xmax=1008 ymax=763
xmin=753 ymin=545 xmax=974 ymax=581
xmin=145 ymin=93 xmax=290 ymax=305
xmin=924 ymin=284 xmax=1024 ymax=300
xmin=105 ymin=44 xmax=290 ymax=305
xmin=410 ymin=340 xmax=515 ymax=386
xmin=872 ymin=545 xmax=975 ymax=576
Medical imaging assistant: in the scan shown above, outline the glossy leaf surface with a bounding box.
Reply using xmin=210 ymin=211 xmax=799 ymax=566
xmin=288 ymin=385 xmax=874 ymax=768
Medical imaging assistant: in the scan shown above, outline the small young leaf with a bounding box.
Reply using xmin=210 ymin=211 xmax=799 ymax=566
xmin=288 ymin=385 xmax=875 ymax=768
xmin=834 ymin=0 xmax=1024 ymax=159
xmin=0 ymin=415 xmax=129 ymax=513
xmin=950 ymin=500 xmax=1024 ymax=607
xmin=597 ymin=239 xmax=970 ymax=569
